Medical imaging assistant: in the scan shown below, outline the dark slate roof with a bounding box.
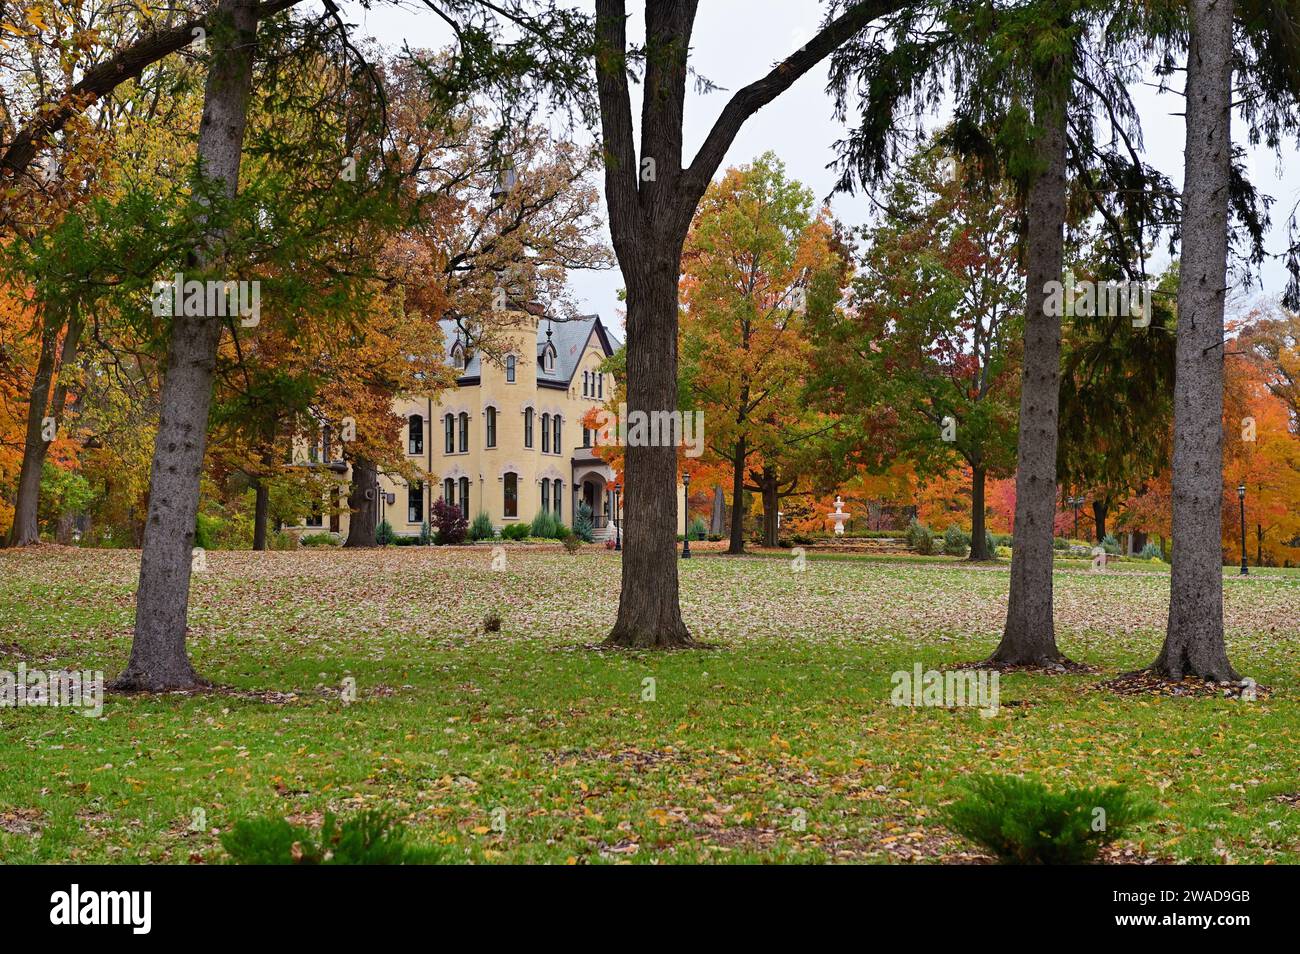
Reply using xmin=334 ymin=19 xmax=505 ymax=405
xmin=443 ymin=314 xmax=618 ymax=387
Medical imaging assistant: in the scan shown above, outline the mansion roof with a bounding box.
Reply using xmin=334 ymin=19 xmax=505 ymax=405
xmin=443 ymin=314 xmax=620 ymax=389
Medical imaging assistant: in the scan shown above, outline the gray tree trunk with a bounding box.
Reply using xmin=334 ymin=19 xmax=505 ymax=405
xmin=114 ymin=0 xmax=260 ymax=692
xmin=987 ymin=58 xmax=1071 ymax=667
xmin=1152 ymin=0 xmax=1238 ymax=681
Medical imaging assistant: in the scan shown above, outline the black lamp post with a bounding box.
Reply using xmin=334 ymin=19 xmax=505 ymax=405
xmin=1068 ymin=495 xmax=1084 ymax=539
xmin=1238 ymin=483 xmax=1248 ymax=576
xmin=613 ymin=486 xmax=621 ymax=551
xmin=681 ymin=472 xmax=691 ymax=559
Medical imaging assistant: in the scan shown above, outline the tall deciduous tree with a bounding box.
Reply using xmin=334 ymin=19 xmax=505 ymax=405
xmin=815 ymin=141 xmax=1023 ymax=560
xmin=115 ymin=0 xmax=263 ymax=691
xmin=679 ymin=152 xmax=843 ymax=555
xmin=592 ymin=0 xmax=908 ymax=647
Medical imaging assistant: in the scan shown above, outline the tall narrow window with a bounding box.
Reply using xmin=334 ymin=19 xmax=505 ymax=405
xmin=408 ymin=414 xmax=424 ymax=455
xmin=458 ymin=412 xmax=469 ymax=453
xmin=553 ymin=480 xmax=562 ymax=519
xmin=524 ymin=408 xmax=534 ymax=448
xmin=541 ymin=478 xmax=550 ymax=512
xmin=552 ymin=415 xmax=562 ymax=455
xmin=486 ymin=407 xmax=497 ymax=448
xmin=506 ymin=354 xmax=516 ymax=383
xmin=459 ymin=477 xmax=470 ymax=518
xmin=444 ymin=414 xmax=454 ymax=454
xmin=541 ymin=413 xmax=550 ymax=453
xmin=408 ymin=481 xmax=424 ymax=524
xmin=583 ymin=370 xmax=589 ymax=396
xmin=597 ymin=374 xmax=603 ymax=399
xmin=443 ymin=478 xmax=454 ymax=506
xmin=503 ymin=473 xmax=518 ymax=518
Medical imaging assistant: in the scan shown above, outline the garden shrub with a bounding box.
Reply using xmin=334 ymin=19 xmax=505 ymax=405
xmin=530 ymin=510 xmax=560 ymax=539
xmin=300 ymin=532 xmax=340 ymax=547
xmin=418 ymin=520 xmax=432 ymax=545
xmin=943 ymin=525 xmax=970 ymax=557
xmin=375 ymin=519 xmax=396 ymax=546
xmin=220 ymin=809 xmax=449 ymax=865
xmin=431 ymin=499 xmax=468 ymax=545
xmin=1102 ymin=533 xmax=1122 ymax=555
xmin=469 ymin=511 xmax=494 ymax=541
xmin=1139 ymin=541 xmax=1163 ymax=560
xmin=501 ymin=522 xmax=530 ymax=541
xmin=562 ymin=533 xmax=581 ymax=553
xmin=688 ymin=515 xmax=709 ymax=540
xmin=904 ymin=519 xmax=936 ymax=553
xmin=944 ymin=774 xmax=1153 ymax=865
xmin=573 ymin=502 xmax=594 ymax=543
xmin=1053 ymin=537 xmax=1069 ymax=551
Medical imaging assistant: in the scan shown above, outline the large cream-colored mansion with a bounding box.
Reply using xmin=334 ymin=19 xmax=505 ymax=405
xmin=303 ymin=310 xmax=683 ymax=541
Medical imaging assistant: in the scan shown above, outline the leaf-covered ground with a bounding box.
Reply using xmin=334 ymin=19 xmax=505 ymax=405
xmin=1 ymin=545 xmax=1297 ymax=864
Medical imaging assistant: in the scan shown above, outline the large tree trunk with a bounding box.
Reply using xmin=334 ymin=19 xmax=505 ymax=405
xmin=1092 ymin=499 xmax=1108 ymax=542
xmin=727 ymin=437 xmax=747 ymax=554
xmin=987 ymin=55 xmax=1071 ymax=667
xmin=968 ymin=465 xmax=990 ymax=560
xmin=591 ymin=0 xmax=904 ymax=647
xmin=7 ymin=302 xmax=81 ymax=546
xmin=604 ymin=265 xmax=694 ymax=647
xmin=114 ymin=0 xmax=260 ymax=692
xmin=344 ymin=456 xmax=378 ymax=548
xmin=252 ymin=478 xmax=269 ymax=550
xmin=1152 ymin=0 xmax=1238 ymax=682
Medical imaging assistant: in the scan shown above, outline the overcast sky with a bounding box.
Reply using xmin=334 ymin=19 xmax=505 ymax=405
xmin=344 ymin=0 xmax=1300 ymax=330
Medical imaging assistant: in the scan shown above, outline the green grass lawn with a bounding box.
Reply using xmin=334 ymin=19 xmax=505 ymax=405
xmin=1 ymin=545 xmax=1298 ymax=864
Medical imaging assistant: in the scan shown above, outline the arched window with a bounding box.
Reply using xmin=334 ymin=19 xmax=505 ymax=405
xmin=503 ymin=472 xmax=518 ymax=518
xmin=506 ymin=354 xmax=516 ymax=383
xmin=543 ymin=346 xmax=555 ymax=373
xmin=408 ymin=481 xmax=424 ymax=523
xmin=541 ymin=413 xmax=551 ymax=453
xmin=452 ymin=343 xmax=465 ymax=369
xmin=443 ymin=478 xmax=454 ymax=506
xmin=459 ymin=477 xmax=470 ymax=518
xmin=524 ymin=408 xmax=534 ymax=448
xmin=444 ymin=414 xmax=454 ymax=454
xmin=541 ymin=478 xmax=551 ymax=512
xmin=552 ymin=415 xmax=562 ymax=455
xmin=458 ymin=412 xmax=469 ymax=453
xmin=583 ymin=370 xmax=589 ymax=396
xmin=408 ymin=414 xmax=424 ymax=455
xmin=486 ymin=406 xmax=497 ymax=448
xmin=553 ymin=480 xmax=562 ymax=519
